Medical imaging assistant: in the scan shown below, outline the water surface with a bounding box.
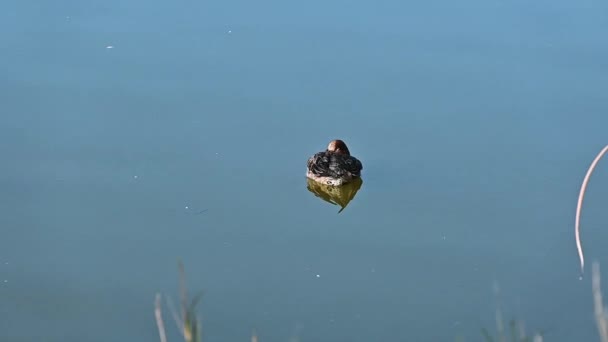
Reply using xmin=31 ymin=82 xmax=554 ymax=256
xmin=2 ymin=0 xmax=608 ymax=341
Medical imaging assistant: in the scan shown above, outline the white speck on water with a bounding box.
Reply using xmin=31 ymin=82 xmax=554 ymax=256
xmin=316 ymin=274 xmax=320 ymax=278
xmin=133 ymin=175 xmax=138 ymax=179
xmin=228 ymin=30 xmax=232 ymax=34
xmin=3 ymin=280 xmax=7 ymax=283
xmin=106 ymin=45 xmax=114 ymax=49
xmin=185 ymin=206 xmax=189 ymax=209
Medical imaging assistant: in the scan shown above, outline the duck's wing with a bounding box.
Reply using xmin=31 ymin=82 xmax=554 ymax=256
xmin=308 ymin=152 xmax=363 ymax=178
xmin=329 ymin=154 xmax=362 ymax=177
xmin=307 ymin=152 xmax=333 ymax=177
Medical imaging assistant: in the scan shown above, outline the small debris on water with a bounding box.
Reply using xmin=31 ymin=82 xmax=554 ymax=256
xmin=228 ymin=30 xmax=232 ymax=34
xmin=133 ymin=175 xmax=138 ymax=179
xmin=184 ymin=207 xmax=208 ymax=215
xmin=316 ymin=274 xmax=320 ymax=278
xmin=106 ymin=45 xmax=114 ymax=49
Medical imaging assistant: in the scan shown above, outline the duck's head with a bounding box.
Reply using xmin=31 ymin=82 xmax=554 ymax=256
xmin=327 ymin=139 xmax=351 ymax=155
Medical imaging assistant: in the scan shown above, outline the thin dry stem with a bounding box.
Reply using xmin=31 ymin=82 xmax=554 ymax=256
xmin=492 ymin=281 xmax=506 ymax=342
xmin=575 ymin=145 xmax=608 ymax=275
xmin=517 ymin=320 xmax=526 ymax=340
xmin=494 ymin=309 xmax=505 ymax=342
xmin=155 ymin=293 xmax=168 ymax=342
xmin=167 ymin=295 xmax=185 ymax=338
xmin=592 ymin=262 xmax=608 ymax=342
xmin=179 ymin=260 xmax=188 ymax=320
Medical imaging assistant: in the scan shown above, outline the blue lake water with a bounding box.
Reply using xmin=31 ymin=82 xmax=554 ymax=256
xmin=2 ymin=0 xmax=608 ymax=341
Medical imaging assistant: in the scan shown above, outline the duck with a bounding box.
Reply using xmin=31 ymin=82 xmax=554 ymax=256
xmin=306 ymin=139 xmax=363 ymax=186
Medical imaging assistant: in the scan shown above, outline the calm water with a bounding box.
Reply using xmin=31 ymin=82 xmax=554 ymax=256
xmin=2 ymin=0 xmax=608 ymax=341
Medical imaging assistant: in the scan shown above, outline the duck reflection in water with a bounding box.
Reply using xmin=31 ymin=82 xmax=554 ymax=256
xmin=306 ymin=177 xmax=363 ymax=213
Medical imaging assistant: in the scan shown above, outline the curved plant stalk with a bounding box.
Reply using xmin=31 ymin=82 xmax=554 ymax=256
xmin=575 ymin=145 xmax=608 ymax=276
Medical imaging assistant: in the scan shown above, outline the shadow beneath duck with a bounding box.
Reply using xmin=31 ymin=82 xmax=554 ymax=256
xmin=306 ymin=177 xmax=363 ymax=213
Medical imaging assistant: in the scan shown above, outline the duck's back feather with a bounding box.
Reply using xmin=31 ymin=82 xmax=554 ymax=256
xmin=307 ymin=151 xmax=362 ymax=179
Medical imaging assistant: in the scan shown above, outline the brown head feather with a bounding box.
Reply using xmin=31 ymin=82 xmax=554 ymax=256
xmin=326 ymin=139 xmax=351 ymax=155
